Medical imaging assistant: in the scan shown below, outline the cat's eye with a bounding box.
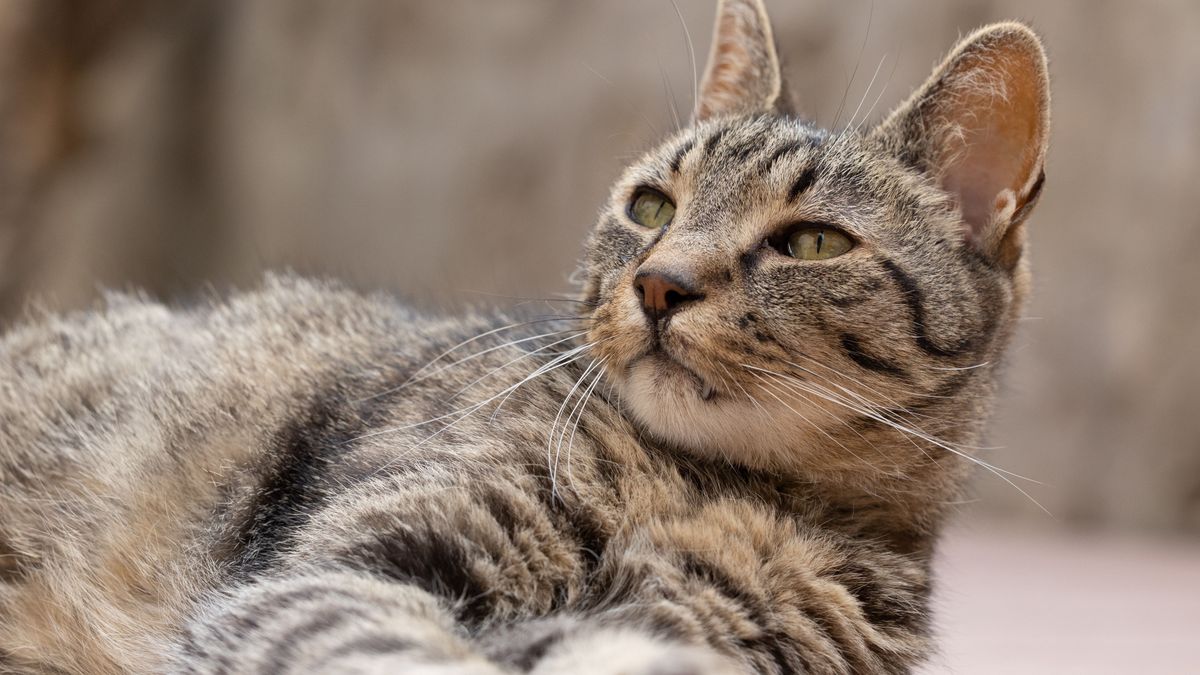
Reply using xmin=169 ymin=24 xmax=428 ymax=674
xmin=628 ymin=189 xmax=675 ymax=229
xmin=786 ymin=226 xmax=853 ymax=260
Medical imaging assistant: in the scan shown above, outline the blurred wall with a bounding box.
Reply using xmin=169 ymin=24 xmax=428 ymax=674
xmin=1 ymin=0 xmax=1197 ymax=532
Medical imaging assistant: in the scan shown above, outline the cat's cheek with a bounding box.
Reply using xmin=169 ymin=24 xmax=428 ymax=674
xmin=591 ymin=284 xmax=654 ymax=368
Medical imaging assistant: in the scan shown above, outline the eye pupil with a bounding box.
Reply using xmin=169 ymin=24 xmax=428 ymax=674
xmin=784 ymin=226 xmax=852 ymax=260
xmin=628 ymin=189 xmax=675 ymax=229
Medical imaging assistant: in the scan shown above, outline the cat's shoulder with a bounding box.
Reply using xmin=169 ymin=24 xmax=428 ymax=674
xmin=0 ymin=273 xmax=422 ymax=362
xmin=0 ymin=274 xmax=448 ymax=450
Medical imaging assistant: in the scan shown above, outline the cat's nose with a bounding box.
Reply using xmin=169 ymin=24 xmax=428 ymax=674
xmin=633 ymin=269 xmax=702 ymax=323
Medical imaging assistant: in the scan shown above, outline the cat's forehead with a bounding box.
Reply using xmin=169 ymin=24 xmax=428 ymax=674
xmin=626 ymin=116 xmax=914 ymax=237
xmin=653 ymin=119 xmax=883 ymax=191
xmin=652 ymin=116 xmax=826 ymax=179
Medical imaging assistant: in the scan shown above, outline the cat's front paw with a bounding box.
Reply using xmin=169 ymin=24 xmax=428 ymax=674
xmin=528 ymin=629 xmax=744 ymax=675
xmin=327 ymin=654 xmax=511 ymax=675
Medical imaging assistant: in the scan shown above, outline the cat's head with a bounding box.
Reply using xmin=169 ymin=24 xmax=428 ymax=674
xmin=582 ymin=0 xmax=1049 ymax=484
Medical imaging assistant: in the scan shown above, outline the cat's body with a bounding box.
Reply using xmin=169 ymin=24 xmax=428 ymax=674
xmin=0 ymin=276 xmax=929 ymax=674
xmin=0 ymin=2 xmax=1049 ymax=673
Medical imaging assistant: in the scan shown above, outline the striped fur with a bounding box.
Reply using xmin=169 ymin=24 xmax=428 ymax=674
xmin=0 ymin=2 xmax=1049 ymax=673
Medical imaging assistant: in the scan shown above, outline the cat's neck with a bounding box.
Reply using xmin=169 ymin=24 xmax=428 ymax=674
xmin=639 ymin=429 xmax=967 ymax=558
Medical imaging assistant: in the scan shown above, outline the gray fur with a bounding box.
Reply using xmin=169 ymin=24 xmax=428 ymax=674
xmin=0 ymin=2 xmax=1049 ymax=673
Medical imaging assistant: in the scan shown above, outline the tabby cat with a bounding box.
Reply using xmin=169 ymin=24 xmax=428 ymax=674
xmin=0 ymin=1 xmax=1049 ymax=673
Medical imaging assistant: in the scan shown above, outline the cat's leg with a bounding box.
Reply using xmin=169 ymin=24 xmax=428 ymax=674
xmin=481 ymin=510 xmax=931 ymax=675
xmin=171 ymin=571 xmax=508 ymax=675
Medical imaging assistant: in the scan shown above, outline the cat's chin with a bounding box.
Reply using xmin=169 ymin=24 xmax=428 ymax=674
xmin=616 ymin=355 xmax=818 ymax=470
xmin=638 ymin=352 xmax=718 ymax=402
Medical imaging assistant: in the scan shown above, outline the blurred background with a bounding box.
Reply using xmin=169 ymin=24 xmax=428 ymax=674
xmin=1 ymin=1 xmax=1197 ymax=671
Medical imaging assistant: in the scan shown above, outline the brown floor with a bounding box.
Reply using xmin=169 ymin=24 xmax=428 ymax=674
xmin=924 ymin=518 xmax=1200 ymax=674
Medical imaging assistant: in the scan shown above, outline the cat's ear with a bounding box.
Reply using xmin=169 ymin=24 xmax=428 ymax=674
xmin=695 ymin=0 xmax=791 ymax=121
xmin=871 ymin=23 xmax=1050 ymax=269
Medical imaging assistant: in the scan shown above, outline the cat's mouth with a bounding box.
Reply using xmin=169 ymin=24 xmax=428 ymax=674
xmin=641 ymin=350 xmax=717 ymax=402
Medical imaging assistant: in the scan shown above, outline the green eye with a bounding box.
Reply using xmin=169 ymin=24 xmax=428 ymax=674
xmin=628 ymin=189 xmax=675 ymax=229
xmin=786 ymin=227 xmax=853 ymax=260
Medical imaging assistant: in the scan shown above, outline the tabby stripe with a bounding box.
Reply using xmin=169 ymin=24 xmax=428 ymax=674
xmin=702 ymin=127 xmax=728 ymax=158
xmin=840 ymin=334 xmax=906 ymax=378
xmin=826 ymin=293 xmax=866 ymax=308
xmin=728 ymin=136 xmax=767 ymax=164
xmin=314 ymin=634 xmax=420 ymax=667
xmin=231 ymin=345 xmax=464 ymax=577
xmin=760 ymin=140 xmax=805 ymax=174
xmin=851 ymin=365 xmax=976 ymax=436
xmin=786 ymin=579 xmax=876 ymax=673
xmin=576 ymin=422 xmax=625 ymax=490
xmin=246 ymin=583 xmax=367 ymax=616
xmin=885 ymin=369 xmax=976 ymax=424
xmin=261 ymin=607 xmax=373 ymax=675
xmin=499 ymin=626 xmax=570 ymax=671
xmin=177 ymin=638 xmax=234 ymax=674
xmin=347 ymin=521 xmax=494 ymax=625
xmin=830 ymin=557 xmax=930 ymax=632
xmin=230 ymin=388 xmax=371 ymax=576
xmin=679 ymin=553 xmax=800 ymax=674
xmin=786 ymin=166 xmax=817 ymax=203
xmin=760 ymin=631 xmax=803 ymax=675
xmin=669 ymin=138 xmax=695 ymax=173
xmin=523 ymin=459 xmax=611 ymax=582
xmin=878 ymin=258 xmax=975 ymax=358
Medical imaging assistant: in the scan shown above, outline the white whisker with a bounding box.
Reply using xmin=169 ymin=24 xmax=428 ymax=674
xmin=356 ymin=341 xmax=596 ymax=445
xmin=667 ymin=0 xmax=698 ymax=118
xmin=353 ymin=318 xmax=584 ymax=403
xmin=548 ymin=358 xmax=604 ymax=497
xmin=490 ymin=338 xmax=611 ymax=422
xmin=741 ymin=363 xmax=1052 ymax=517
xmin=844 ymin=53 xmax=887 ymax=133
xmin=363 ymin=341 xmax=607 ymax=478
xmin=831 ymin=1 xmax=873 ymax=130
xmin=749 ymin=371 xmax=883 ymax=474
xmin=660 ymin=58 xmax=682 ymax=132
xmin=560 ymin=361 xmax=608 ymax=499
xmin=719 ymin=362 xmax=768 ymax=415
xmin=929 ymin=361 xmax=991 ymax=372
xmin=407 ymin=328 xmax=586 ymax=392
xmin=852 ymin=47 xmax=899 ymax=134
xmin=448 ymin=330 xmax=590 ymax=400
xmin=757 ymin=368 xmax=893 ymax=463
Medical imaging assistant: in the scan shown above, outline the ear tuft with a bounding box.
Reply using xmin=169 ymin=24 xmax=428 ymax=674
xmin=695 ymin=0 xmax=789 ymax=121
xmin=873 ymin=22 xmax=1050 ymax=266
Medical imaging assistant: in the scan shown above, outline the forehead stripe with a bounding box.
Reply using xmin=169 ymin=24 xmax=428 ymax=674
xmin=726 ymin=135 xmax=767 ymax=164
xmin=760 ymin=140 xmax=805 ymax=174
xmin=702 ymin=127 xmax=728 ymax=158
xmin=669 ymin=138 xmax=695 ymax=174
xmin=786 ymin=166 xmax=817 ymax=203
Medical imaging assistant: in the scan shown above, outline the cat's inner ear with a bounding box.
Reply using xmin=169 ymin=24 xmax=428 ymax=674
xmin=872 ymin=23 xmax=1050 ymax=268
xmin=695 ymin=0 xmax=790 ymax=121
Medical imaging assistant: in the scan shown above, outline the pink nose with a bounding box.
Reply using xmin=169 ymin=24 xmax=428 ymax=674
xmin=633 ymin=270 xmax=701 ymax=322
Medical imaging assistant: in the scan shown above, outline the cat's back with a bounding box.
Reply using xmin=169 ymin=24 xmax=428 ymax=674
xmin=0 ymin=274 xmax=467 ymax=671
xmin=0 ymin=274 xmax=425 ymax=479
